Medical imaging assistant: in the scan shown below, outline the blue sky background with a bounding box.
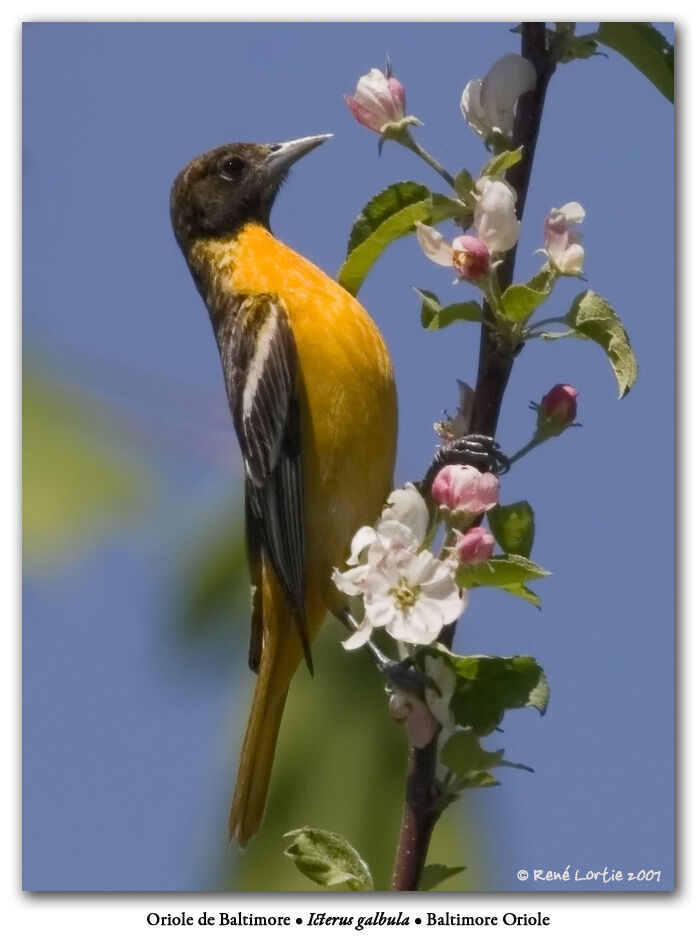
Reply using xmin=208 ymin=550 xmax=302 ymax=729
xmin=22 ymin=22 xmax=674 ymax=891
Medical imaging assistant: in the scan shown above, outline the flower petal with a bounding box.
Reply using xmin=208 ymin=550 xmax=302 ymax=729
xmin=558 ymin=201 xmax=586 ymax=224
xmin=364 ymin=593 xmax=397 ymax=628
xmin=343 ymin=95 xmax=384 ymax=132
xmin=387 ymin=75 xmax=406 ymax=113
xmin=389 ymin=603 xmax=442 ymax=644
xmin=561 ymin=241 xmax=585 ymax=274
xmin=460 ymin=78 xmax=488 ymax=136
xmin=381 ymin=484 xmax=430 ymax=544
xmin=405 ymin=548 xmax=440 ymax=586
xmin=412 ymin=595 xmax=447 ymax=633
xmin=342 ymin=620 xmax=374 ymax=650
xmin=415 ymin=222 xmax=455 ymax=267
xmin=474 ymin=178 xmax=520 ymax=253
xmin=355 ymin=69 xmax=394 ymax=118
xmin=332 ymin=564 xmax=370 ymax=596
xmin=347 ymin=526 xmax=378 ymax=564
xmin=480 ymin=53 xmax=536 ymax=137
xmin=374 ymin=519 xmax=419 ymax=554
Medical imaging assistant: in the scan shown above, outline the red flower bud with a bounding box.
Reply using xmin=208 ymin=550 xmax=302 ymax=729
xmin=538 ymin=384 xmax=578 ymax=432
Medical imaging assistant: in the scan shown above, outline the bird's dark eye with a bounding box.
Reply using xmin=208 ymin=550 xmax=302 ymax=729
xmin=221 ymin=157 xmax=246 ymax=181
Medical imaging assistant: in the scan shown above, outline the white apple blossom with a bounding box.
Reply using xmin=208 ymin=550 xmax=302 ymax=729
xmin=461 ymin=53 xmax=537 ymax=140
xmin=415 ymin=178 xmax=519 ymax=270
xmin=359 ymin=548 xmax=466 ymax=647
xmin=415 ymin=224 xmax=491 ymax=279
xmin=334 ymin=486 xmax=466 ymax=650
xmin=333 ymin=484 xmax=429 ymax=599
xmin=474 ymin=177 xmax=521 ymax=253
xmin=543 ymin=202 xmax=586 ymax=275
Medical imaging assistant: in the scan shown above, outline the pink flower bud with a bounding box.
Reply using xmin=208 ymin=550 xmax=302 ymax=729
xmin=389 ymin=691 xmax=439 ymax=748
xmin=431 ymin=464 xmax=500 ymax=516
xmin=539 ymin=384 xmax=578 ymax=430
xmin=452 ymin=235 xmax=491 ymax=279
xmin=344 ymin=68 xmax=406 ymax=132
xmin=454 ymin=526 xmax=495 ymax=564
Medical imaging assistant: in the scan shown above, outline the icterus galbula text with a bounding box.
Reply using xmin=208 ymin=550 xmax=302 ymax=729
xmin=170 ymin=135 xmax=398 ymax=845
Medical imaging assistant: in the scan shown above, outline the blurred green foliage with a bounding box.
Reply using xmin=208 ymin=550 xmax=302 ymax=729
xmin=177 ymin=509 xmax=250 ymax=642
xmin=22 ymin=371 xmax=148 ymax=567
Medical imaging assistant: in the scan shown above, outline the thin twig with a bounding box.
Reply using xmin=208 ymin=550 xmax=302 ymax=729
xmin=402 ymin=133 xmax=457 ymax=188
xmin=390 ymin=22 xmax=556 ymax=892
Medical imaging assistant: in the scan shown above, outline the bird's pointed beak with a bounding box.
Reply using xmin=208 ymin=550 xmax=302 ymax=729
xmin=264 ymin=134 xmax=333 ymax=179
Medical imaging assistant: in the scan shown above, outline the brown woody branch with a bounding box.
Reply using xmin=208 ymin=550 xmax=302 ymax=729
xmin=390 ymin=22 xmax=556 ymax=892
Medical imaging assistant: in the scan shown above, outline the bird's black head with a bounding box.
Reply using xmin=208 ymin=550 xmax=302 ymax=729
xmin=170 ymin=135 xmax=332 ymax=249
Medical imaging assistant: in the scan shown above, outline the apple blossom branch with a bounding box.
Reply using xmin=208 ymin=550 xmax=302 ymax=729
xmin=387 ymin=24 xmax=557 ymax=893
xmin=286 ymin=22 xmax=640 ymax=895
xmin=336 ymin=26 xmax=559 ymax=892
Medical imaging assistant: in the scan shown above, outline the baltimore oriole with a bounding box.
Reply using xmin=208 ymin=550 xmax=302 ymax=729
xmin=170 ymin=135 xmax=398 ymax=845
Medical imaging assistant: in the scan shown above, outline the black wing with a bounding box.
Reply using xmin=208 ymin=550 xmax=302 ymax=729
xmin=215 ymin=293 xmax=311 ymax=673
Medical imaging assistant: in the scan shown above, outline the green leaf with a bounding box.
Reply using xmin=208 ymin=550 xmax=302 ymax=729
xmin=426 ymin=303 xmax=484 ymax=330
xmin=431 ymin=192 xmax=471 ymax=226
xmin=527 ymin=669 xmax=551 ymax=713
xmin=441 ymin=730 xmax=533 ymax=788
xmin=597 ymin=22 xmax=673 ymax=103
xmin=345 ymin=181 xmax=427 ymax=254
xmin=501 ymin=583 xmax=542 ymax=609
xmin=415 ymin=287 xmax=441 ymax=326
xmin=487 ymin=501 xmax=535 ymax=557
xmin=527 ymin=267 xmax=558 ymax=293
xmin=442 ymin=729 xmax=504 ymax=775
xmin=284 ymin=828 xmax=373 ymax=891
xmin=564 ymin=289 xmax=638 ymax=397
xmin=502 ymin=267 xmax=557 ymax=322
xmin=457 ymin=553 xmax=550 ymax=590
xmin=415 ymin=288 xmax=484 ymax=330
xmin=453 ymin=167 xmax=475 ymax=202
xmin=427 ymin=653 xmax=550 ymax=734
xmin=481 ymin=145 xmax=524 ymax=179
xmin=338 ymin=182 xmax=467 ymax=295
xmin=416 ymin=648 xmax=550 ymax=734
xmin=420 ymin=864 xmax=467 ymax=891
